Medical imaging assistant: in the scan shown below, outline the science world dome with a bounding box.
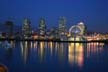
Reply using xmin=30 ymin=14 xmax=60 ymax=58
xmin=68 ymin=22 xmax=86 ymax=41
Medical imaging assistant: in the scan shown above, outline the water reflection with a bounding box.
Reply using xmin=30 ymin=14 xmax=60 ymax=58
xmin=20 ymin=41 xmax=68 ymax=64
xmin=20 ymin=41 xmax=31 ymax=64
xmin=68 ymin=43 xmax=84 ymax=68
xmin=86 ymin=43 xmax=104 ymax=58
xmin=68 ymin=42 xmax=104 ymax=68
xmin=0 ymin=41 xmax=107 ymax=72
xmin=19 ymin=41 xmax=105 ymax=66
xmin=5 ymin=47 xmax=13 ymax=61
xmin=38 ymin=42 xmax=45 ymax=62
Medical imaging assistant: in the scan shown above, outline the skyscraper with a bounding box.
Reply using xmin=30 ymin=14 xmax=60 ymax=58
xmin=58 ymin=17 xmax=67 ymax=36
xmin=58 ymin=17 xmax=67 ymax=41
xmin=39 ymin=18 xmax=46 ymax=36
xmin=5 ymin=21 xmax=14 ymax=38
xmin=22 ymin=18 xmax=32 ymax=38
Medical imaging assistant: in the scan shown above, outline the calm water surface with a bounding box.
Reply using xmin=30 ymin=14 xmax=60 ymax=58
xmin=0 ymin=41 xmax=108 ymax=72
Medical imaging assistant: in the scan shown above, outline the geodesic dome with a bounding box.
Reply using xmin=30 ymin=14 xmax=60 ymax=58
xmin=69 ymin=25 xmax=84 ymax=35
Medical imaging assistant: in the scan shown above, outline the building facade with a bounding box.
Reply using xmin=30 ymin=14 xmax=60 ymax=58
xmin=22 ymin=18 xmax=32 ymax=38
xmin=58 ymin=17 xmax=67 ymax=36
xmin=39 ymin=18 xmax=46 ymax=36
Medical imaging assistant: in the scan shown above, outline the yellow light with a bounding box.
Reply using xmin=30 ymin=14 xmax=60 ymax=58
xmin=68 ymin=43 xmax=84 ymax=67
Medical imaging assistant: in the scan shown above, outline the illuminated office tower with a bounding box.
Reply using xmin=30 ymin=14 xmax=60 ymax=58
xmin=58 ymin=17 xmax=67 ymax=35
xmin=39 ymin=18 xmax=46 ymax=36
xmin=22 ymin=18 xmax=32 ymax=38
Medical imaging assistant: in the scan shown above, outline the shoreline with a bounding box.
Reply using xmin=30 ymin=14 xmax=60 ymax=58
xmin=0 ymin=38 xmax=108 ymax=43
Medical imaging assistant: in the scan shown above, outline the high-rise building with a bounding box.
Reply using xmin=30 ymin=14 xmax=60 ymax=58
xmin=5 ymin=21 xmax=14 ymax=38
xmin=50 ymin=27 xmax=59 ymax=39
xmin=58 ymin=17 xmax=67 ymax=35
xmin=22 ymin=18 xmax=32 ymax=38
xmin=39 ymin=18 xmax=46 ymax=36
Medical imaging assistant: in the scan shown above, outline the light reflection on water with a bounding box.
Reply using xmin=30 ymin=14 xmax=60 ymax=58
xmin=0 ymin=41 xmax=106 ymax=72
xmin=86 ymin=43 xmax=104 ymax=58
xmin=68 ymin=43 xmax=84 ymax=68
xmin=19 ymin=41 xmax=104 ymax=66
xmin=19 ymin=41 xmax=68 ymax=64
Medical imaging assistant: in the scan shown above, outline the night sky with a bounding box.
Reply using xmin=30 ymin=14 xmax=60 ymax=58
xmin=0 ymin=0 xmax=108 ymax=32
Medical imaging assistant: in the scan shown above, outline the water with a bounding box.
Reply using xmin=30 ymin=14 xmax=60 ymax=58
xmin=0 ymin=41 xmax=108 ymax=72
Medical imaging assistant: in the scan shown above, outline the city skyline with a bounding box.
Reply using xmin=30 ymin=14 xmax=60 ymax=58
xmin=0 ymin=0 xmax=108 ymax=32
